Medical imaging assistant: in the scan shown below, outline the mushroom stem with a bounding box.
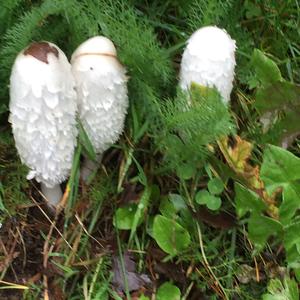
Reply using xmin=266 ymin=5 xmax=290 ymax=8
xmin=40 ymin=182 xmax=63 ymax=207
xmin=80 ymin=153 xmax=103 ymax=183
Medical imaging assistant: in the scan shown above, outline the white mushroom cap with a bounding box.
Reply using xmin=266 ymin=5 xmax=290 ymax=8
xmin=9 ymin=42 xmax=78 ymax=188
xmin=71 ymin=36 xmax=117 ymax=63
xmin=71 ymin=36 xmax=128 ymax=155
xmin=179 ymin=26 xmax=236 ymax=103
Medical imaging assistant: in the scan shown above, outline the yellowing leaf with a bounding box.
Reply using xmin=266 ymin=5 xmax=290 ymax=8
xmin=218 ymin=135 xmax=279 ymax=219
xmin=218 ymin=136 xmax=253 ymax=173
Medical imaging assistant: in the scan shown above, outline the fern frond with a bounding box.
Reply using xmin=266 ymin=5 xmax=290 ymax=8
xmin=155 ymin=85 xmax=235 ymax=172
xmin=82 ymin=0 xmax=173 ymax=89
xmin=78 ymin=0 xmax=173 ymax=127
xmin=187 ymin=0 xmax=235 ymax=29
xmin=0 ymin=0 xmax=24 ymax=37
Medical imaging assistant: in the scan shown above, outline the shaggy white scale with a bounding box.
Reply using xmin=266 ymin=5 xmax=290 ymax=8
xmin=9 ymin=42 xmax=78 ymax=206
xmin=180 ymin=26 xmax=236 ymax=103
xmin=71 ymin=36 xmax=128 ymax=181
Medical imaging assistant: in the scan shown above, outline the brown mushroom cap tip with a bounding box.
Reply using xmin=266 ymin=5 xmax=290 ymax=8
xmin=24 ymin=42 xmax=59 ymax=64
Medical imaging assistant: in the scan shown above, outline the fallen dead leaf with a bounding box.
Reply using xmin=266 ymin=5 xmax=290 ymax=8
xmin=111 ymin=251 xmax=151 ymax=294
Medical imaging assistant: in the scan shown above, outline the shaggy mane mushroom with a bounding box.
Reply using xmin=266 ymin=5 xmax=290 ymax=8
xmin=71 ymin=36 xmax=128 ymax=182
xmin=180 ymin=26 xmax=236 ymax=103
xmin=9 ymin=41 xmax=78 ymax=207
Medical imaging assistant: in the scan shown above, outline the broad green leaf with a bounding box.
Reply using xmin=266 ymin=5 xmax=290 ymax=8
xmin=113 ymin=203 xmax=140 ymax=230
xmin=280 ymin=183 xmax=300 ymax=225
xmin=179 ymin=209 xmax=196 ymax=235
xmin=260 ymin=145 xmax=300 ymax=186
xmin=157 ymin=282 xmax=181 ymax=300
xmin=262 ymin=278 xmax=299 ymax=300
xmin=195 ymin=190 xmax=221 ymax=210
xmin=160 ymin=194 xmax=187 ymax=219
xmin=206 ymin=195 xmax=221 ymax=211
xmin=269 ymin=109 xmax=300 ymax=146
xmin=234 ymin=183 xmax=266 ymax=218
xmin=252 ymin=49 xmax=282 ymax=86
xmin=159 ymin=196 xmax=177 ymax=218
xmin=176 ymin=162 xmax=196 ymax=180
xmin=195 ymin=190 xmax=210 ymax=204
xmin=207 ymin=178 xmax=224 ymax=195
xmin=295 ymin=268 xmax=300 ymax=283
xmin=261 ymin=146 xmax=300 ymax=265
xmin=255 ymin=81 xmax=300 ymax=114
xmin=248 ymin=214 xmax=282 ymax=250
xmin=284 ymin=221 xmax=300 ymax=266
xmin=152 ymin=215 xmax=191 ymax=255
xmin=254 ymin=81 xmax=300 ymax=145
xmin=285 ymin=278 xmax=299 ymax=300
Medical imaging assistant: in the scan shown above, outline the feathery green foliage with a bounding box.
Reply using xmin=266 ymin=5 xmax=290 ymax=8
xmin=188 ymin=0 xmax=235 ymax=28
xmin=0 ymin=0 xmax=300 ymax=299
xmin=0 ymin=0 xmax=173 ymax=131
xmin=0 ymin=0 xmax=91 ymax=103
xmin=80 ymin=0 xmax=173 ymax=125
xmin=0 ymin=0 xmax=24 ymax=36
xmin=156 ymin=84 xmax=234 ymax=176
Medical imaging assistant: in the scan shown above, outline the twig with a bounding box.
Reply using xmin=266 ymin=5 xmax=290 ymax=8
xmin=75 ymin=214 xmax=104 ymax=248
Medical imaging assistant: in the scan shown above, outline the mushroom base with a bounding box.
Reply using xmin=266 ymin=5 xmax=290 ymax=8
xmin=80 ymin=153 xmax=103 ymax=183
xmin=40 ymin=182 xmax=63 ymax=207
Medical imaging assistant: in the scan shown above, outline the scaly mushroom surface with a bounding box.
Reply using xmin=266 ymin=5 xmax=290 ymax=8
xmin=9 ymin=41 xmax=78 ymax=206
xmin=71 ymin=36 xmax=128 ymax=181
xmin=180 ymin=26 xmax=236 ymax=103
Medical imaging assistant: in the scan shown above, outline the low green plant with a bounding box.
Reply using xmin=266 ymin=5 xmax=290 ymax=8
xmin=0 ymin=1 xmax=300 ymax=299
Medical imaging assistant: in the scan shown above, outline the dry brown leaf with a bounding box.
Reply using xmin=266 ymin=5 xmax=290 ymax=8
xmin=111 ymin=251 xmax=151 ymax=294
